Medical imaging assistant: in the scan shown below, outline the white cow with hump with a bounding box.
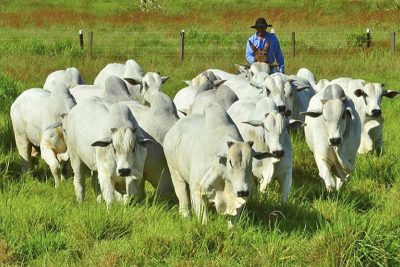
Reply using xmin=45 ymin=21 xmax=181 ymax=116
xmin=268 ymin=72 xmax=316 ymax=121
xmin=10 ymin=82 xmax=76 ymax=187
xmin=164 ymin=103 xmax=271 ymax=226
xmin=70 ymin=76 xmax=132 ymax=103
xmin=94 ymin=59 xmax=169 ymax=104
xmin=43 ymin=67 xmax=85 ymax=91
xmin=120 ymin=91 xmax=179 ymax=200
xmin=228 ymin=97 xmax=304 ymax=203
xmin=60 ymin=98 xmax=151 ymax=205
xmin=301 ymin=84 xmax=361 ymax=192
xmin=173 ymin=71 xmax=218 ymax=117
xmin=328 ymin=77 xmax=399 ymax=154
xmin=189 ymin=85 xmax=238 ymax=115
xmin=296 ymin=67 xmax=329 ymax=93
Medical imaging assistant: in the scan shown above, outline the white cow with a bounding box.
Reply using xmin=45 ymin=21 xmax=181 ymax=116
xmin=164 ymin=103 xmax=271 ymax=225
xmin=301 ymin=84 xmax=361 ymax=192
xmin=173 ymin=71 xmax=218 ymax=117
xmin=94 ymin=59 xmax=144 ymax=88
xmin=268 ymin=73 xmax=316 ymax=121
xmin=328 ymin=78 xmax=399 ymax=154
xmin=94 ymin=59 xmax=169 ymax=104
xmin=189 ymin=85 xmax=238 ymax=115
xmin=10 ymin=82 xmax=76 ymax=187
xmin=228 ymin=97 xmax=304 ymax=203
xmin=61 ymin=98 xmax=151 ymax=205
xmin=120 ymin=92 xmax=179 ymax=199
xmin=70 ymin=76 xmax=132 ymax=103
xmin=43 ymin=67 xmax=84 ymax=91
xmin=296 ymin=67 xmax=329 ymax=93
xmin=207 ymin=62 xmax=269 ymax=81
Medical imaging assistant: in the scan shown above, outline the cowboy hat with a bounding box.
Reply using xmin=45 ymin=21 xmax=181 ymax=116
xmin=250 ymin=17 xmax=272 ymax=28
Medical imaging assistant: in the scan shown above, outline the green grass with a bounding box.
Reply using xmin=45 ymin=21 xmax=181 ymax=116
xmin=0 ymin=1 xmax=400 ymax=266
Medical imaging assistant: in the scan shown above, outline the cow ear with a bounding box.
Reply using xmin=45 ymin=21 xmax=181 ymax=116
xmin=111 ymin=128 xmax=118 ymax=134
xmin=161 ymin=76 xmax=170 ymax=84
xmin=227 ymin=141 xmax=235 ymax=148
xmin=250 ymin=83 xmax=262 ymax=90
xmin=184 ymin=80 xmax=192 ymax=86
xmin=252 ymin=150 xmax=273 ymax=160
xmin=247 ymin=141 xmax=254 ymax=147
xmin=235 ymin=63 xmax=250 ymax=74
xmin=320 ymin=99 xmax=328 ymax=105
xmin=138 ymin=137 xmax=155 ymax=144
xmin=287 ymin=119 xmax=306 ymax=129
xmin=44 ymin=122 xmax=62 ymax=131
xmin=242 ymin=120 xmax=263 ymax=127
xmin=300 ymin=110 xmax=323 ymax=118
xmin=382 ymin=90 xmax=399 ymax=98
xmin=127 ymin=127 xmax=137 ymax=133
xmin=354 ymin=89 xmax=367 ymax=97
xmin=295 ymin=86 xmax=309 ymax=91
xmin=178 ymin=109 xmax=188 ymax=116
xmin=216 ymin=151 xmax=227 ymax=165
xmin=124 ymin=78 xmax=141 ymax=85
xmin=92 ymin=138 xmax=112 ymax=147
xmin=213 ymin=79 xmax=226 ymax=88
xmin=346 ymin=107 xmax=355 ymax=120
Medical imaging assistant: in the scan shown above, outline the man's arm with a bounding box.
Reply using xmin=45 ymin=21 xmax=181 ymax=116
xmin=274 ymin=36 xmax=285 ymax=73
xmin=246 ymin=39 xmax=255 ymax=64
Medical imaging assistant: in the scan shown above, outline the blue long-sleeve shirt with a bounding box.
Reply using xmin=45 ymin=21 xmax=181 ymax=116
xmin=246 ymin=32 xmax=285 ymax=73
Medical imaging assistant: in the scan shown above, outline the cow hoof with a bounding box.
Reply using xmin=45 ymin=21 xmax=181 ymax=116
xmin=326 ymin=186 xmax=336 ymax=193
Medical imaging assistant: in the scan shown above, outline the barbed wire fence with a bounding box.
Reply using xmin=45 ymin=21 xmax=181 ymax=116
xmin=0 ymin=28 xmax=397 ymax=61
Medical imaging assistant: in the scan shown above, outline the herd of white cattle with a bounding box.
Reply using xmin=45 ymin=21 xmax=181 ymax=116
xmin=9 ymin=59 xmax=399 ymax=226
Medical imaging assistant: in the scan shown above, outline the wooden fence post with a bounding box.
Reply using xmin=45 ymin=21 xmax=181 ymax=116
xmin=292 ymin=32 xmax=296 ymax=57
xmin=390 ymin=31 xmax=395 ymax=52
xmin=88 ymin=31 xmax=93 ymax=59
xmin=180 ymin=30 xmax=185 ymax=62
xmin=366 ymin=28 xmax=371 ymax=48
xmin=79 ymin=30 xmax=84 ymax=49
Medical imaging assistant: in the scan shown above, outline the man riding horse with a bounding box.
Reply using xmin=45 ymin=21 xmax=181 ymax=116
xmin=246 ymin=17 xmax=285 ymax=74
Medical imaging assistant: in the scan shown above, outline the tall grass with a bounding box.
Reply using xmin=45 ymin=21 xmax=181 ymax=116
xmin=0 ymin=1 xmax=399 ymax=265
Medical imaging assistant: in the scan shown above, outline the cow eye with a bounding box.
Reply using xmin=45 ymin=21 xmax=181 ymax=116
xmin=229 ymin=159 xmax=233 ymax=168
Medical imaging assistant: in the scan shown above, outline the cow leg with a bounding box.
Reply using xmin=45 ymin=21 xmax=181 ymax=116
xmin=259 ymin=164 xmax=274 ymax=193
xmin=40 ymin=145 xmax=62 ymax=188
xmin=90 ymin=171 xmax=102 ymax=203
xmin=98 ymin=172 xmax=115 ymax=206
xmin=170 ymin=169 xmax=190 ymax=217
xmin=14 ymin=133 xmax=32 ymax=171
xmin=335 ymin=177 xmax=344 ymax=191
xmin=374 ymin=129 xmax=384 ymax=156
xmin=70 ymin=153 xmax=85 ymax=203
xmin=315 ymin=157 xmax=335 ymax=192
xmin=124 ymin=176 xmax=145 ymax=204
xmin=228 ymin=206 xmax=245 ymax=229
xmin=278 ymin=169 xmax=292 ymax=204
xmin=191 ymin=187 xmax=207 ymax=224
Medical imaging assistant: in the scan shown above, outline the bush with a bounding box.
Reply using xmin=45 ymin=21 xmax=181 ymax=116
xmin=347 ymin=33 xmax=370 ymax=48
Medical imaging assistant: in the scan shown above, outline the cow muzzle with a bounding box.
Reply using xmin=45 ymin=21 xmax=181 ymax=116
xmin=237 ymin=190 xmax=250 ymax=197
xmin=277 ymin=105 xmax=287 ymax=114
xmin=272 ymin=150 xmax=285 ymax=158
xmin=329 ymin=137 xmax=342 ymax=146
xmin=371 ymin=109 xmax=382 ymax=118
xmin=118 ymin=168 xmax=132 ymax=177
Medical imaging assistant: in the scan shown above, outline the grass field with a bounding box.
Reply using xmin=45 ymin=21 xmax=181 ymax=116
xmin=0 ymin=1 xmax=400 ymax=266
